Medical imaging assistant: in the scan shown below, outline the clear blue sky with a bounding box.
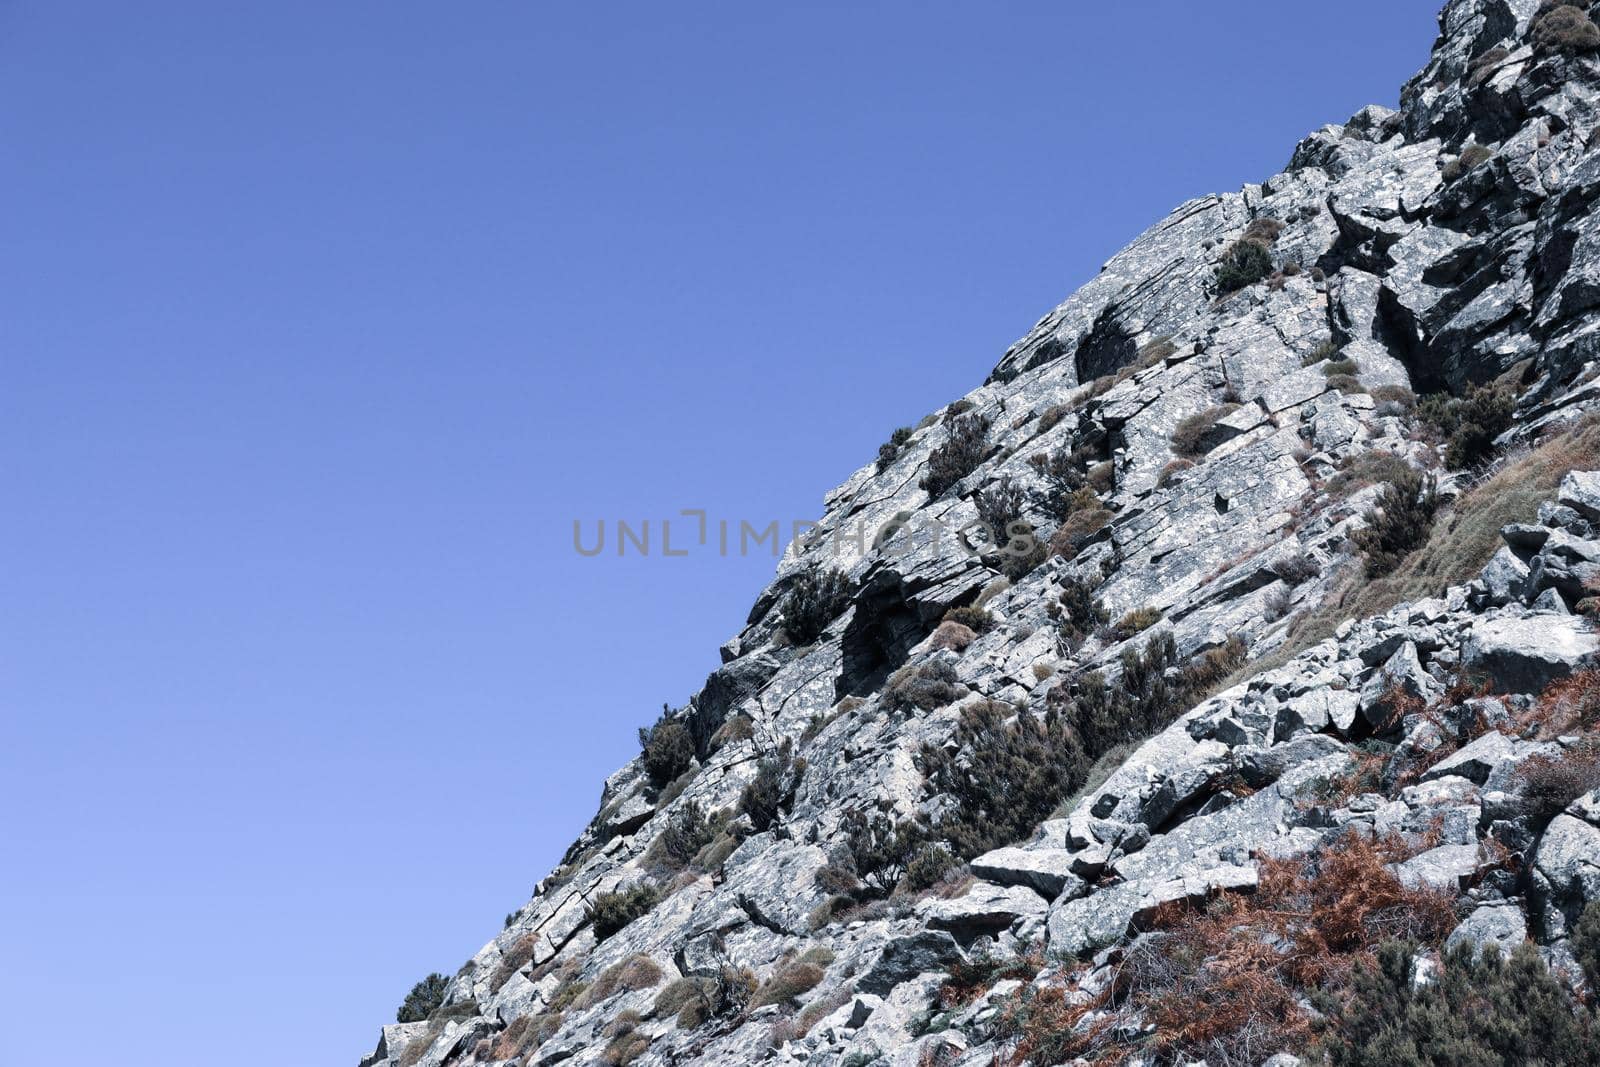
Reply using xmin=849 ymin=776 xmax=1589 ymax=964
xmin=1 ymin=2 xmax=1441 ymax=1063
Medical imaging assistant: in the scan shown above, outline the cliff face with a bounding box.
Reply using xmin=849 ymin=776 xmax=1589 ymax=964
xmin=363 ymin=2 xmax=1600 ymax=1064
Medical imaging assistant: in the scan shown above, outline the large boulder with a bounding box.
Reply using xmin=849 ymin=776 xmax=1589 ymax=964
xmin=1445 ymin=901 xmax=1529 ymax=961
xmin=969 ymin=847 xmax=1080 ymax=898
xmin=857 ymin=932 xmax=965 ymax=996
xmin=1462 ymin=615 xmax=1599 ymax=695
xmin=1532 ymin=813 xmax=1600 ymax=939
xmin=915 ymin=883 xmax=1047 ymax=941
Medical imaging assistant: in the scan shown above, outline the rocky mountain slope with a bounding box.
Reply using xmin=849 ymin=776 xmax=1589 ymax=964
xmin=362 ymin=2 xmax=1600 ymax=1064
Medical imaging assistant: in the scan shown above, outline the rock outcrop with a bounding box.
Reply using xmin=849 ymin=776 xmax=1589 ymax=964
xmin=360 ymin=2 xmax=1600 ymax=1064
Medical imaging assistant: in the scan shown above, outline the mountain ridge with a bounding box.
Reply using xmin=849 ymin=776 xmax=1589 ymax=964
xmin=362 ymin=1 xmax=1600 ymax=1063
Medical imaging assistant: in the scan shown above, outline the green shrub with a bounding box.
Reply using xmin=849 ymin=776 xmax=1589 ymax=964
xmin=639 ymin=711 xmax=695 ymax=788
xmin=876 ymin=426 xmax=915 ymax=473
xmin=739 ymin=743 xmax=799 ymax=831
xmin=588 ymin=883 xmax=661 ymax=942
xmin=922 ymin=414 xmax=992 ymax=498
xmin=1171 ymin=403 xmax=1241 ymax=457
xmin=841 ymin=810 xmax=926 ymax=890
xmin=1318 ymin=940 xmax=1600 ymax=1066
xmin=1419 ymin=385 xmax=1517 ymax=469
xmin=1215 ymin=240 xmax=1274 ymax=294
xmin=903 ymin=844 xmax=960 ymax=891
xmin=975 ymin=475 xmax=1028 ymax=545
xmin=1050 ymin=631 xmax=1232 ymax=755
xmin=1030 ymin=449 xmax=1091 ymax=521
xmin=658 ymin=802 xmax=715 ymax=867
xmin=917 ymin=698 xmax=1088 ymax=860
xmin=783 ymin=566 xmax=854 ymax=645
xmin=397 ymin=973 xmax=448 ymax=1023
xmin=1323 ymin=357 xmax=1361 ymax=377
xmin=1327 ymin=373 xmax=1368 ymax=395
xmin=1531 ymin=3 xmax=1600 ymax=54
xmin=943 ymin=605 xmax=995 ymax=633
xmin=1352 ymin=470 xmax=1440 ymax=578
xmin=883 ymin=658 xmax=963 ymax=713
xmin=1056 ymin=575 xmax=1108 ymax=646
xmin=1576 ymin=899 xmax=1600 ymax=991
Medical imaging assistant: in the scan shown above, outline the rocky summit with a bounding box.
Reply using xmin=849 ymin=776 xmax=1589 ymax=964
xmin=363 ymin=3 xmax=1600 ymax=1065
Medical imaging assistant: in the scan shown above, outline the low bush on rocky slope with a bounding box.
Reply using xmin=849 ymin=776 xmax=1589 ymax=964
xmin=1214 ymin=240 xmax=1275 ymax=295
xmin=1112 ymin=606 xmax=1163 ymax=640
xmin=639 ymin=708 xmax=695 ymax=788
xmin=1318 ymin=939 xmax=1600 ymax=1067
xmin=990 ymin=833 xmax=1461 ymax=1065
xmin=645 ymin=801 xmax=718 ymax=872
xmin=588 ymin=883 xmax=661 ymax=942
xmin=1326 ymin=450 xmax=1416 ymax=499
xmin=1418 ymin=384 xmax=1517 ymax=470
xmin=1516 ymin=738 xmax=1600 ymax=818
xmin=884 ymin=658 xmax=964 ymax=713
xmin=739 ymin=742 xmax=803 ymax=831
xmin=919 ymin=698 xmax=1089 ymax=861
xmin=1531 ymin=2 xmax=1600 ymax=54
xmin=1050 ymin=632 xmax=1245 ymax=755
xmin=876 ymin=426 xmax=914 ymax=473
xmin=783 ymin=565 xmax=854 ymax=645
xmin=1052 ymin=575 xmax=1109 ymax=646
xmin=975 ymin=475 xmax=1028 ymax=541
xmin=396 ymin=972 xmax=447 ymax=1023
xmin=846 ymin=635 xmax=1253 ymax=882
xmin=922 ymin=413 xmax=992 ymax=499
xmin=1353 ymin=469 xmax=1441 ymax=577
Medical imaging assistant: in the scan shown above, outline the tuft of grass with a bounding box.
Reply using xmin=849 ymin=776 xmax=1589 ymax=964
xmin=1113 ymin=606 xmax=1164 ymax=640
xmin=1171 ymin=403 xmax=1241 ymax=457
xmin=749 ymin=957 xmax=827 ymax=1009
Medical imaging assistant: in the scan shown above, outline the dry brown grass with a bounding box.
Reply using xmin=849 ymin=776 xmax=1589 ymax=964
xmin=929 ymin=620 xmax=977 ymax=652
xmin=491 ymin=933 xmax=537 ymax=991
xmin=1243 ymin=417 xmax=1600 ymax=682
xmin=748 ymin=956 xmax=827 ymax=1009
xmin=1523 ymin=669 xmax=1600 ymax=736
xmin=574 ymin=954 xmax=664 ymax=1010
xmin=994 ymin=834 xmax=1456 ymax=1066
